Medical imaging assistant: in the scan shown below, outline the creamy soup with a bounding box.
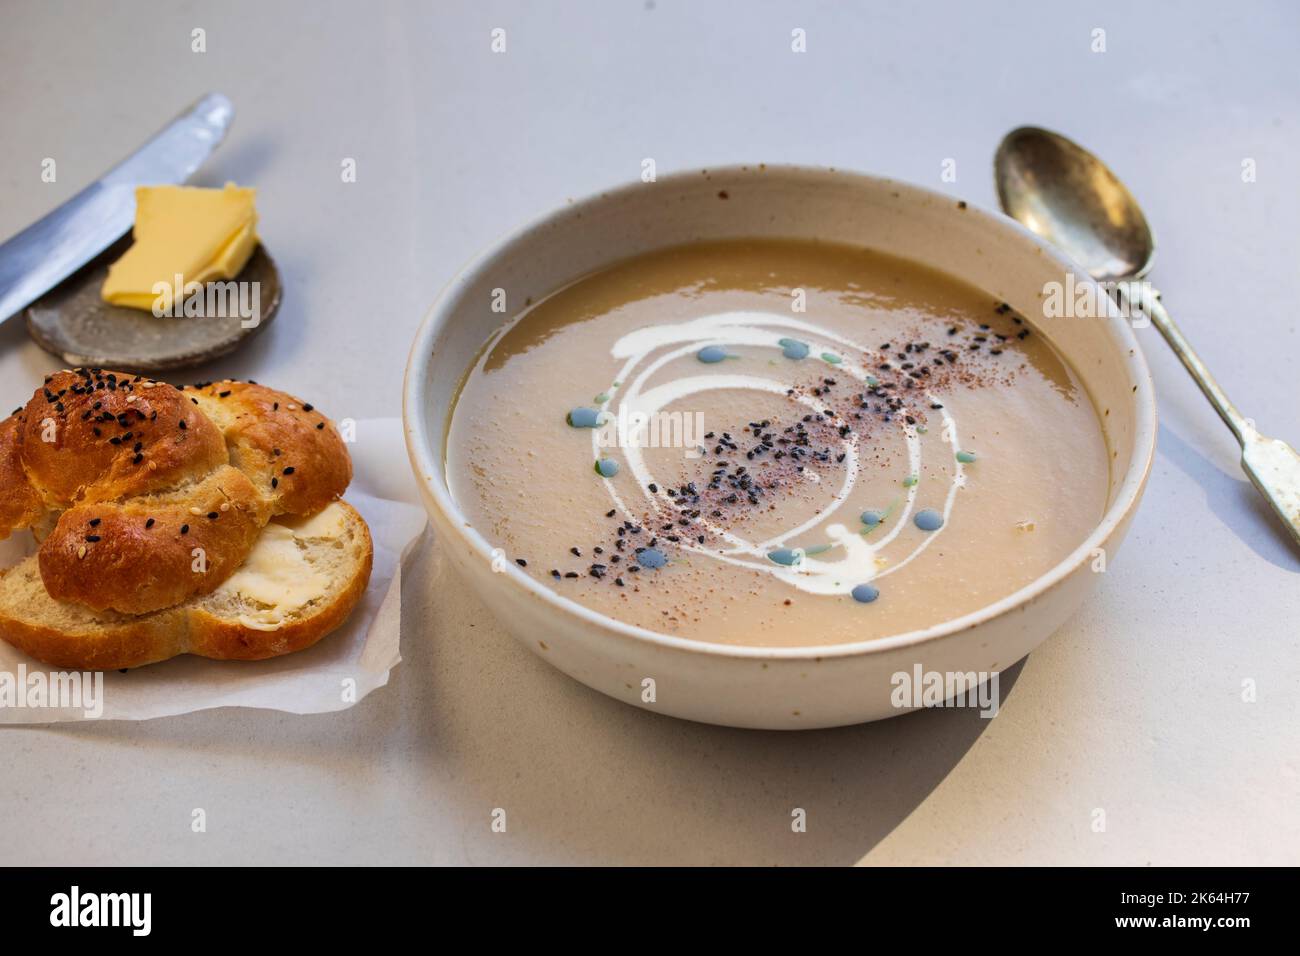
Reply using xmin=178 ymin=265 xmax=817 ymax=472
xmin=445 ymin=239 xmax=1109 ymax=647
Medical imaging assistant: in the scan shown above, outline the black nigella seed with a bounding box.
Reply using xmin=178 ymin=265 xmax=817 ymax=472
xmin=564 ymin=572 xmax=578 ymax=579
xmin=303 ymin=404 xmax=314 ymax=412
xmin=605 ymin=509 xmax=616 ymax=518
xmin=550 ymin=569 xmax=560 ymax=578
xmin=271 ymin=477 xmax=279 ymax=489
xmin=85 ymin=535 xmax=100 ymax=543
xmin=516 ymin=558 xmax=527 ymax=567
xmin=178 ymin=420 xmax=187 ymax=430
xmin=316 ymin=422 xmax=325 ymax=430
xmin=219 ymin=390 xmax=231 ymax=398
xmin=282 ymin=466 xmax=295 ymax=475
xmin=570 ymin=547 xmax=581 ymax=557
xmin=181 ymin=525 xmax=189 ymax=534
xmin=145 ymin=518 xmax=155 ymax=529
xmin=207 ymin=511 xmax=218 ymax=520
xmin=648 ymin=483 xmax=658 ymax=493
xmin=88 ymin=518 xmax=101 ymax=527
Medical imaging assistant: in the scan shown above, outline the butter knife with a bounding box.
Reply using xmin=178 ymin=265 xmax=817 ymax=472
xmin=0 ymin=92 xmax=234 ymax=323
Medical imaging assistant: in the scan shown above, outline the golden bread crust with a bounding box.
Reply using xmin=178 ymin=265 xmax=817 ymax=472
xmin=38 ymin=465 xmax=272 ymax=614
xmin=16 ymin=370 xmax=227 ymax=505
xmin=187 ymin=381 xmax=351 ymax=516
xmin=0 ymin=604 xmax=186 ymax=671
xmin=0 ymin=416 xmax=45 ymax=541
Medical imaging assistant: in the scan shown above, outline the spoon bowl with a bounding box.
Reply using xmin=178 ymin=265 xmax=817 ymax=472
xmin=995 ymin=126 xmax=1154 ymax=283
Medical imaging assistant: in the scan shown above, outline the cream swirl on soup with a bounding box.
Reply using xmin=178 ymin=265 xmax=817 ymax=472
xmin=586 ymin=312 xmax=968 ymax=597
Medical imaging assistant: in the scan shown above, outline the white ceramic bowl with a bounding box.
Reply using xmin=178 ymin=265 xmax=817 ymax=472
xmin=403 ymin=166 xmax=1157 ymax=729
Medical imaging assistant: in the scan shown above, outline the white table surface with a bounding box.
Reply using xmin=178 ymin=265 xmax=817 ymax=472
xmin=1 ymin=0 xmax=1297 ymax=865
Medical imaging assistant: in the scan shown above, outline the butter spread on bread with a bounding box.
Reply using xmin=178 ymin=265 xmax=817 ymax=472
xmin=217 ymin=522 xmax=329 ymax=631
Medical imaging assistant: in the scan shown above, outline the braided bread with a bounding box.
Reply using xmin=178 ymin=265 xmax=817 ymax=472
xmin=0 ymin=369 xmax=371 ymax=668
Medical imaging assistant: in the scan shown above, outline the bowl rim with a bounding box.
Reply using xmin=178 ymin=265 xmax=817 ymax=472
xmin=403 ymin=163 xmax=1158 ymax=661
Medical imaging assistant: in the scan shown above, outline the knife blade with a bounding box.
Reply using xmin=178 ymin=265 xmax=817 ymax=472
xmin=0 ymin=92 xmax=235 ymax=323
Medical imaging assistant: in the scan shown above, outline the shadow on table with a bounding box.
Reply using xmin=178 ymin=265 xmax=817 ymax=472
xmin=383 ymin=542 xmax=1021 ymax=866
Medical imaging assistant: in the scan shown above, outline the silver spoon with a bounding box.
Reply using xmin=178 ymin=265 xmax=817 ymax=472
xmin=995 ymin=125 xmax=1300 ymax=550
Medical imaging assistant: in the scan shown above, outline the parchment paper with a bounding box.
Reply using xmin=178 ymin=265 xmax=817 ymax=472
xmin=0 ymin=417 xmax=426 ymax=723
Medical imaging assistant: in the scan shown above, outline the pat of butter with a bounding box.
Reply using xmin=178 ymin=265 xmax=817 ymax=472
xmin=101 ymin=183 xmax=258 ymax=312
xmin=218 ymin=520 xmax=327 ymax=630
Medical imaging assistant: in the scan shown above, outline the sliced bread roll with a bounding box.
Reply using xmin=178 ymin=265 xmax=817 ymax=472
xmin=1 ymin=370 xmax=356 ymax=617
xmin=0 ymin=500 xmax=372 ymax=670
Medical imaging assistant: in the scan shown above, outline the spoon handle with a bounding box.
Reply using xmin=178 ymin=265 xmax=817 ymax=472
xmin=1130 ymin=285 xmax=1250 ymax=445
xmin=1128 ymin=286 xmax=1300 ymax=549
